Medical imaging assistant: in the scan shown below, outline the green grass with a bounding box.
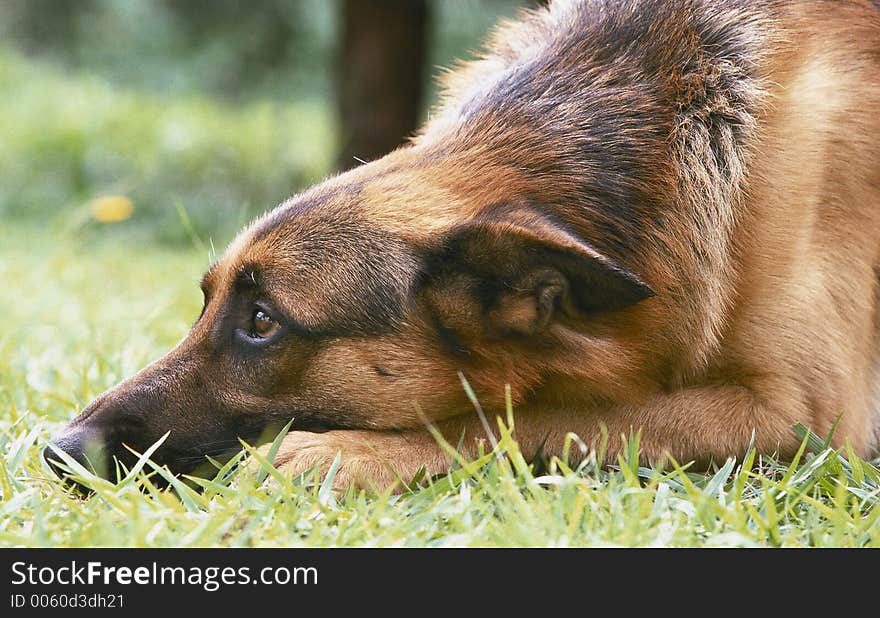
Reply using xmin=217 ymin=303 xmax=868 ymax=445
xmin=3 ymin=224 xmax=880 ymax=547
xmin=0 ymin=47 xmax=334 ymax=245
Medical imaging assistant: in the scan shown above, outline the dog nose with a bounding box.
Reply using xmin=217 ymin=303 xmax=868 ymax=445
xmin=44 ymin=425 xmax=110 ymax=484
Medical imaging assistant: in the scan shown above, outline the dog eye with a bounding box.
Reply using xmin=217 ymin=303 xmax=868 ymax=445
xmin=250 ymin=309 xmax=280 ymax=339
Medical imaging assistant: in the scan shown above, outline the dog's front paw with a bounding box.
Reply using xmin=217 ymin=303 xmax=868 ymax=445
xmin=269 ymin=430 xmax=406 ymax=492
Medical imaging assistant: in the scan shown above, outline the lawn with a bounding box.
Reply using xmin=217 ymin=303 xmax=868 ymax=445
xmin=2 ymin=45 xmax=880 ymax=548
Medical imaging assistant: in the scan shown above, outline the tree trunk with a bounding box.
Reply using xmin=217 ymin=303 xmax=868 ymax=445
xmin=336 ymin=0 xmax=429 ymax=171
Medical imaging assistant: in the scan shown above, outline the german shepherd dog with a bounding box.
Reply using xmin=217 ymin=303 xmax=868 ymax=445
xmin=47 ymin=0 xmax=880 ymax=490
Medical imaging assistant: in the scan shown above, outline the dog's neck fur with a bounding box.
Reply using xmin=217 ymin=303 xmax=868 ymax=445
xmin=411 ymin=0 xmax=779 ymax=383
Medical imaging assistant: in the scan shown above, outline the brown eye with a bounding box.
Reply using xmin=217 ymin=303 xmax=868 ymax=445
xmin=251 ymin=308 xmax=279 ymax=339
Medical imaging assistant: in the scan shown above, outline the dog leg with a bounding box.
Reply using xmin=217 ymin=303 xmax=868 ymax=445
xmin=271 ymin=382 xmax=841 ymax=490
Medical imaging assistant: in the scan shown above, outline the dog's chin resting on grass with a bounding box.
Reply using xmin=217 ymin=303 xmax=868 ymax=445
xmin=47 ymin=0 xmax=880 ymax=492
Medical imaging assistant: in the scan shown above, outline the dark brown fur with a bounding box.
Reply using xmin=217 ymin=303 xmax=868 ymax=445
xmin=48 ymin=0 xmax=880 ymax=491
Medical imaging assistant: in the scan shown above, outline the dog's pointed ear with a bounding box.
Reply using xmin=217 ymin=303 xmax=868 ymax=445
xmin=425 ymin=207 xmax=654 ymax=337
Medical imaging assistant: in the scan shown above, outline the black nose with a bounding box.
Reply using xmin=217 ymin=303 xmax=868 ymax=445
xmin=44 ymin=425 xmax=111 ymax=485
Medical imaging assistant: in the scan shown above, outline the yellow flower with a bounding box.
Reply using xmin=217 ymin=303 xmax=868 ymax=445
xmin=90 ymin=195 xmax=134 ymax=223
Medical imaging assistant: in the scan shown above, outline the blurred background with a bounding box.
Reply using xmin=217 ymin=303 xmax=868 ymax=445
xmin=0 ymin=0 xmax=534 ymax=247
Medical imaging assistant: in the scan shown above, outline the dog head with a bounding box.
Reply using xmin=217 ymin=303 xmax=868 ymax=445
xmin=45 ymin=147 xmax=657 ymax=483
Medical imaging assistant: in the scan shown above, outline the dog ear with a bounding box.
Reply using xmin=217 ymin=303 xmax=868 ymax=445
xmin=425 ymin=206 xmax=654 ymax=337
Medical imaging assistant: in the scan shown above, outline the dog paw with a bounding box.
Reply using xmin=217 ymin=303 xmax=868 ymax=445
xmin=268 ymin=430 xmax=406 ymax=492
